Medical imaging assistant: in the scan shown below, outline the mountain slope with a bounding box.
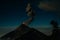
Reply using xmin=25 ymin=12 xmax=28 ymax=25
xmin=0 ymin=24 xmax=48 ymax=40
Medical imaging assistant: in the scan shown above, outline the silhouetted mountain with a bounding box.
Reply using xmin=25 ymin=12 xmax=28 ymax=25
xmin=0 ymin=24 xmax=49 ymax=40
xmin=0 ymin=24 xmax=60 ymax=40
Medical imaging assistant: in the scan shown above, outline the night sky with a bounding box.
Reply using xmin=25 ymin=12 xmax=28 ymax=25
xmin=0 ymin=0 xmax=60 ymax=37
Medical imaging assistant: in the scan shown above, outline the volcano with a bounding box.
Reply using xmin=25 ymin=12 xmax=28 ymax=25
xmin=0 ymin=24 xmax=49 ymax=40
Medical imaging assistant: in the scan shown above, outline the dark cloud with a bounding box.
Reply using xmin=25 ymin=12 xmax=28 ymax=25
xmin=38 ymin=0 xmax=60 ymax=11
xmin=36 ymin=0 xmax=60 ymax=18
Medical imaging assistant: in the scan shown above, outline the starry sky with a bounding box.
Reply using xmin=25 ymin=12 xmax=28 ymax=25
xmin=0 ymin=0 xmax=60 ymax=37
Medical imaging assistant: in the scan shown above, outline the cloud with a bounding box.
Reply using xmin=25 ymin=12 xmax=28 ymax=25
xmin=38 ymin=0 xmax=60 ymax=11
